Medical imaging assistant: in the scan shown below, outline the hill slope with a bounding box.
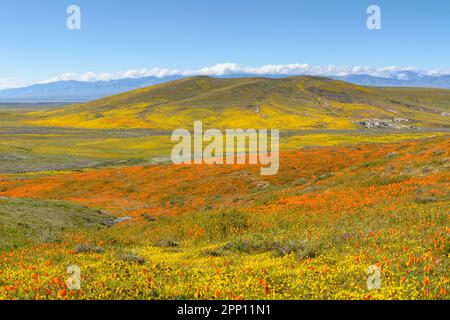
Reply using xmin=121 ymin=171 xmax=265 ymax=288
xmin=24 ymin=76 xmax=450 ymax=130
xmin=0 ymin=197 xmax=113 ymax=249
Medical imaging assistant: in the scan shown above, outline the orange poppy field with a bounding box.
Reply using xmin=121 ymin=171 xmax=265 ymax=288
xmin=0 ymin=133 xmax=448 ymax=300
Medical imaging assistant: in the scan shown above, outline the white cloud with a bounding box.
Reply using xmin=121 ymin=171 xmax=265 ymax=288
xmin=2 ymin=63 xmax=447 ymax=90
xmin=40 ymin=68 xmax=183 ymax=83
xmin=34 ymin=63 xmax=450 ymax=85
xmin=0 ymin=79 xmax=11 ymax=90
xmin=425 ymin=69 xmax=450 ymax=76
xmin=0 ymin=77 xmax=26 ymax=90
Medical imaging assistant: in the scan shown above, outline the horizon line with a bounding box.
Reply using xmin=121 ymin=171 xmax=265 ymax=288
xmin=2 ymin=62 xmax=450 ymax=90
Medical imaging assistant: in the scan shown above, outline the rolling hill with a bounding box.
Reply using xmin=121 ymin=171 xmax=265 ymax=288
xmin=23 ymin=76 xmax=450 ymax=130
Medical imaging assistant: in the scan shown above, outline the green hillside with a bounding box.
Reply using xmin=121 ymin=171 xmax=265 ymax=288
xmin=25 ymin=76 xmax=450 ymax=130
xmin=0 ymin=197 xmax=113 ymax=250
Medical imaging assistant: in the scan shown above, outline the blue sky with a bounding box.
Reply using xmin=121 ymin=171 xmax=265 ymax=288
xmin=1 ymin=0 xmax=450 ymax=88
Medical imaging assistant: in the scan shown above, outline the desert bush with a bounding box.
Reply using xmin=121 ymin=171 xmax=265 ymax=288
xmin=292 ymin=178 xmax=308 ymax=186
xmin=116 ymin=252 xmax=146 ymax=264
xmin=154 ymin=239 xmax=178 ymax=247
xmin=315 ymin=172 xmax=335 ymax=182
xmin=73 ymin=243 xmax=105 ymax=254
xmin=414 ymin=196 xmax=438 ymax=204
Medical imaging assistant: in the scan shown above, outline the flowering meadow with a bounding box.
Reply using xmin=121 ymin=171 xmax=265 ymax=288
xmin=0 ymin=135 xmax=448 ymax=300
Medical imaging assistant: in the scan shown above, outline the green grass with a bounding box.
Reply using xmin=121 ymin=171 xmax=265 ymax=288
xmin=0 ymin=197 xmax=114 ymax=250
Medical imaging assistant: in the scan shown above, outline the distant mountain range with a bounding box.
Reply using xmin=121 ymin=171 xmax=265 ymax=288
xmin=0 ymin=76 xmax=183 ymax=103
xmin=1 ymin=71 xmax=450 ymax=103
xmin=331 ymin=71 xmax=450 ymax=88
